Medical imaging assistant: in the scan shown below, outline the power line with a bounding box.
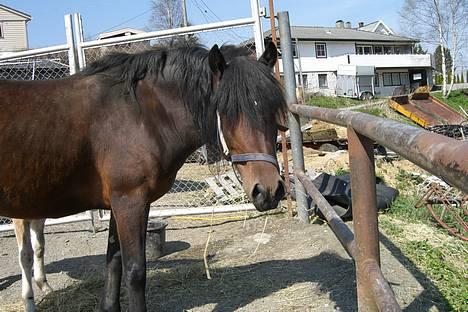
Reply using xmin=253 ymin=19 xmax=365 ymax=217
xmin=191 ymin=0 xmax=253 ymax=45
xmin=86 ymin=8 xmax=153 ymax=40
xmin=191 ymin=0 xmax=213 ymax=24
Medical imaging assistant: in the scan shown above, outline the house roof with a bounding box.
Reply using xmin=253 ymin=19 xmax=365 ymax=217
xmin=0 ymin=4 xmax=31 ymax=21
xmin=358 ymin=20 xmax=396 ymax=35
xmin=358 ymin=21 xmax=380 ymax=32
xmin=260 ymin=26 xmax=417 ymax=43
xmin=97 ymin=27 xmax=145 ymax=40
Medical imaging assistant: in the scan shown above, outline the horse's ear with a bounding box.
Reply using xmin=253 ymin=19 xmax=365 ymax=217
xmin=258 ymin=41 xmax=278 ymax=68
xmin=208 ymin=44 xmax=226 ymax=79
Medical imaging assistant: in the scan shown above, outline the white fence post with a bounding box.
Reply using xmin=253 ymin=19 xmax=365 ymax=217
xmin=64 ymin=14 xmax=78 ymax=75
xmin=73 ymin=13 xmax=86 ymax=70
xmin=250 ymin=0 xmax=264 ymax=57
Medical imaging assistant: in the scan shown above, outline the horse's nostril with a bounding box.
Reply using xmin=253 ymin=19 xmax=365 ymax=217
xmin=274 ymin=180 xmax=286 ymax=201
xmin=251 ymin=183 xmax=261 ymax=199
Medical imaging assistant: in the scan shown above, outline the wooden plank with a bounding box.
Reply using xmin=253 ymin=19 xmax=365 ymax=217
xmin=205 ymin=177 xmax=226 ymax=198
xmin=218 ymin=175 xmax=241 ymax=197
xmin=226 ymin=172 xmax=242 ymax=188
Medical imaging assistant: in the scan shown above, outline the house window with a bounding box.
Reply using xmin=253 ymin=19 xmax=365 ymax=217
xmin=318 ymin=74 xmax=328 ymax=88
xmin=392 ymin=73 xmax=401 ymax=85
xmin=383 ymin=72 xmax=410 ymax=86
xmin=383 ymin=46 xmax=394 ymax=54
xmin=400 ymin=72 xmax=410 ymax=85
xmin=297 ymin=74 xmax=308 ymax=89
xmin=374 ymin=74 xmax=380 ymax=87
xmin=374 ymin=46 xmax=383 ymax=55
xmin=383 ymin=73 xmax=392 ymax=86
xmin=357 ymin=45 xmax=373 ymax=55
xmin=0 ymin=23 xmax=4 ymax=39
xmin=315 ymin=43 xmax=327 ymax=58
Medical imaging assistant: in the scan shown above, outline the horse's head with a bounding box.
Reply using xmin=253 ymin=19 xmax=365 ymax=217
xmin=209 ymin=42 xmax=287 ymax=212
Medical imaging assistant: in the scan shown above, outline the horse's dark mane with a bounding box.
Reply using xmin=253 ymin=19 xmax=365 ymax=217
xmin=216 ymin=45 xmax=286 ymax=134
xmin=79 ymin=44 xmax=286 ymax=145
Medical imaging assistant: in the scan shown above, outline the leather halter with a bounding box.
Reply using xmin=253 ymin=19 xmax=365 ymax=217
xmin=216 ymin=111 xmax=279 ymax=171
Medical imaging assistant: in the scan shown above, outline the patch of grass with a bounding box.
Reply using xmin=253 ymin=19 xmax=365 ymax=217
xmin=384 ymin=195 xmax=433 ymax=224
xmin=401 ymin=240 xmax=468 ymax=312
xmin=431 ymin=89 xmax=468 ymax=114
xmin=380 ymin=217 xmax=468 ymax=312
xmin=356 ymin=107 xmax=384 ymax=116
xmin=334 ymin=167 xmax=350 ymax=176
xmin=379 ymin=218 xmax=404 ymax=236
xmin=308 ymin=96 xmax=367 ymax=109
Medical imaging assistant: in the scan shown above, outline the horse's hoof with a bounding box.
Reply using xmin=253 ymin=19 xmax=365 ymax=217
xmin=24 ymin=299 xmax=36 ymax=312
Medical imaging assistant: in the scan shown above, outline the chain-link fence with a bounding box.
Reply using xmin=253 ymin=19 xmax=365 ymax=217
xmin=0 ymin=51 xmax=70 ymax=81
xmin=1 ymin=21 xmax=264 ymax=231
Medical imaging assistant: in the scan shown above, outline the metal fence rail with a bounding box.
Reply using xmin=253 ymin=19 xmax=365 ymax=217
xmin=288 ymin=104 xmax=468 ymax=312
xmin=278 ymin=10 xmax=467 ymax=311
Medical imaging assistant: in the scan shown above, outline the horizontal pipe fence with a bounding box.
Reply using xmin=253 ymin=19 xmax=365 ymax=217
xmin=288 ymin=104 xmax=468 ymax=312
xmin=278 ymin=10 xmax=467 ymax=312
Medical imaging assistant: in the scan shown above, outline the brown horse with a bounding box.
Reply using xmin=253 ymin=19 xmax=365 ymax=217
xmin=0 ymin=42 xmax=286 ymax=311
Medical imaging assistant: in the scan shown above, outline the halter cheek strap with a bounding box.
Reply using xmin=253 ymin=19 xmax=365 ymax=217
xmin=216 ymin=111 xmax=279 ymax=170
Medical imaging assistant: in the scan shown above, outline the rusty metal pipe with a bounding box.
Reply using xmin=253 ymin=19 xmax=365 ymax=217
xmin=296 ymin=169 xmax=357 ymax=259
xmin=364 ymin=259 xmax=402 ymax=312
xmin=289 ymin=104 xmax=468 ymax=193
xmin=348 ymin=127 xmax=380 ymax=311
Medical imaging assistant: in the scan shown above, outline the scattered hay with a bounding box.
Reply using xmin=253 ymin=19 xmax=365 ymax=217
xmin=37 ymin=275 xmax=102 ymax=312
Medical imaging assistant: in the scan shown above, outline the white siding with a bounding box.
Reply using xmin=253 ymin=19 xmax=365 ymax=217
xmin=0 ymin=7 xmax=28 ymax=21
xmin=326 ymin=42 xmax=355 ymax=57
xmin=302 ymin=72 xmax=337 ymax=96
xmin=0 ymin=7 xmax=29 ymax=52
xmin=0 ymin=20 xmax=28 ymax=51
xmin=297 ymin=41 xmax=355 ymax=58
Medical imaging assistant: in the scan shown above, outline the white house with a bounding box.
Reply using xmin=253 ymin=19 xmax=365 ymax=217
xmin=0 ymin=4 xmax=31 ymax=55
xmin=264 ymin=20 xmax=433 ymax=98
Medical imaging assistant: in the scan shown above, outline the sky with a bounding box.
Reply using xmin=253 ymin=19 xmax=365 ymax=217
xmin=2 ymin=0 xmax=406 ymax=49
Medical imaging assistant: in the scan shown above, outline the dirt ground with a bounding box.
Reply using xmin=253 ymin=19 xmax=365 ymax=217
xmin=0 ymin=208 xmax=443 ymax=312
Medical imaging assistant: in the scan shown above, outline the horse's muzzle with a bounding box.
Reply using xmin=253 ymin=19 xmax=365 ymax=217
xmin=250 ymin=180 xmax=286 ymax=211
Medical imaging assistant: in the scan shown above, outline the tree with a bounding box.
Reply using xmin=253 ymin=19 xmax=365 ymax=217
xmin=399 ymin=0 xmax=468 ymax=98
xmin=446 ymin=0 xmax=468 ymax=95
xmin=148 ymin=0 xmax=198 ymax=46
xmin=412 ymin=44 xmax=427 ymax=54
xmin=150 ymin=0 xmax=183 ymax=31
xmin=434 ymin=46 xmax=453 ymax=77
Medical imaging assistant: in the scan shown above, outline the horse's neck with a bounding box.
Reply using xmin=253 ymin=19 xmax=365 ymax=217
xmin=137 ymin=79 xmax=205 ymax=164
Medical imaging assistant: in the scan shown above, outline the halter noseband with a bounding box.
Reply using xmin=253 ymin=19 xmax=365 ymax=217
xmin=216 ymin=111 xmax=279 ymax=170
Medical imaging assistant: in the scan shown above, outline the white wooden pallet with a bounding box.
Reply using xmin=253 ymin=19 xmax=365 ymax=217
xmin=205 ymin=171 xmax=245 ymax=203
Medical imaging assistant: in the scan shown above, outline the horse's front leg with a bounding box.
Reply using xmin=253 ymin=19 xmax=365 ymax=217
xmin=111 ymin=191 xmax=149 ymax=312
xmin=100 ymin=212 xmax=123 ymax=312
xmin=12 ymin=219 xmax=35 ymax=312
